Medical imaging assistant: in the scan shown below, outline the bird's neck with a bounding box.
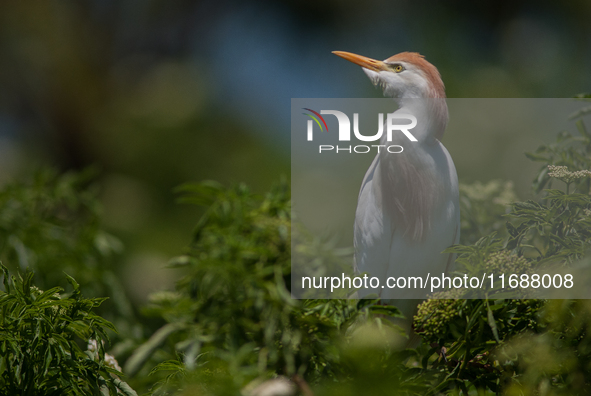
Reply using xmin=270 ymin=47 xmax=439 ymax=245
xmin=385 ymin=98 xmax=448 ymax=144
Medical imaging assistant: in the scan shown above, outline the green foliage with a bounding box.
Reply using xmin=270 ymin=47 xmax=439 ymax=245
xmin=497 ymin=298 xmax=591 ymax=395
xmin=506 ymin=187 xmax=591 ymax=263
xmin=127 ymin=180 xmax=432 ymax=395
xmin=526 ymin=116 xmax=591 ymax=195
xmin=506 ymin=116 xmax=591 ymax=263
xmin=0 ymin=168 xmax=147 ymax=392
xmin=0 ymin=265 xmax=136 ymax=395
xmin=128 ymin=181 xmax=312 ymax=390
xmin=414 ymin=115 xmax=591 ymax=395
xmin=413 ymin=247 xmax=543 ymax=394
xmin=313 ymin=320 xmax=432 ymax=396
xmin=0 ymin=168 xmax=134 ymax=323
xmin=458 ymin=181 xmax=517 ymax=245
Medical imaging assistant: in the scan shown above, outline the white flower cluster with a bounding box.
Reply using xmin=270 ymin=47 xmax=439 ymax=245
xmin=104 ymin=353 xmax=122 ymax=372
xmin=87 ymin=339 xmax=122 ymax=372
xmin=87 ymin=339 xmax=98 ymax=353
xmin=548 ymin=165 xmax=591 ymax=184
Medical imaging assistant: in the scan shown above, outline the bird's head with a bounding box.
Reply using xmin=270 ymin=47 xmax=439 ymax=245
xmin=333 ymin=51 xmax=445 ymax=99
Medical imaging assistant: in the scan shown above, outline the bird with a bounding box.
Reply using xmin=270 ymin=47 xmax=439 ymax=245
xmin=333 ymin=51 xmax=460 ymax=333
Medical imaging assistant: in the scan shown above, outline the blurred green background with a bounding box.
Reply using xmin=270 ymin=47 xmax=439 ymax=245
xmin=0 ymin=0 xmax=590 ymax=304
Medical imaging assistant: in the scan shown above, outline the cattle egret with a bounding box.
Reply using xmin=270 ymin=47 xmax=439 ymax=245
xmin=333 ymin=51 xmax=460 ymax=330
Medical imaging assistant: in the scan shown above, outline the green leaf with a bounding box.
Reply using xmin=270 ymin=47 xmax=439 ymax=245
xmin=124 ymin=323 xmax=186 ymax=377
xmin=486 ymin=301 xmax=500 ymax=343
xmin=525 ymin=152 xmax=549 ymax=162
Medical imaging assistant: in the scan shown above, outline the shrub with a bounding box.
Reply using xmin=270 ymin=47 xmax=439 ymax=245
xmin=0 ymin=265 xmax=136 ymax=395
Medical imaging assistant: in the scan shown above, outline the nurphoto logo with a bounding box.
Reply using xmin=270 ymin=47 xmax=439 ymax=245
xmin=303 ymin=108 xmax=418 ymax=153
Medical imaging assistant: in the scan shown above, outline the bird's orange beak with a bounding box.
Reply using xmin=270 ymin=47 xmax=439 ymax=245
xmin=332 ymin=51 xmax=388 ymax=72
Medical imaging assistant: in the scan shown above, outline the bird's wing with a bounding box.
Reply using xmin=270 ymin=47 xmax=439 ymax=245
xmin=354 ymin=154 xmax=393 ymax=295
xmin=357 ymin=153 xmax=380 ymax=201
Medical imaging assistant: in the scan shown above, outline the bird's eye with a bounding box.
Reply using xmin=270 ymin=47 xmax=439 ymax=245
xmin=394 ymin=65 xmax=404 ymax=73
